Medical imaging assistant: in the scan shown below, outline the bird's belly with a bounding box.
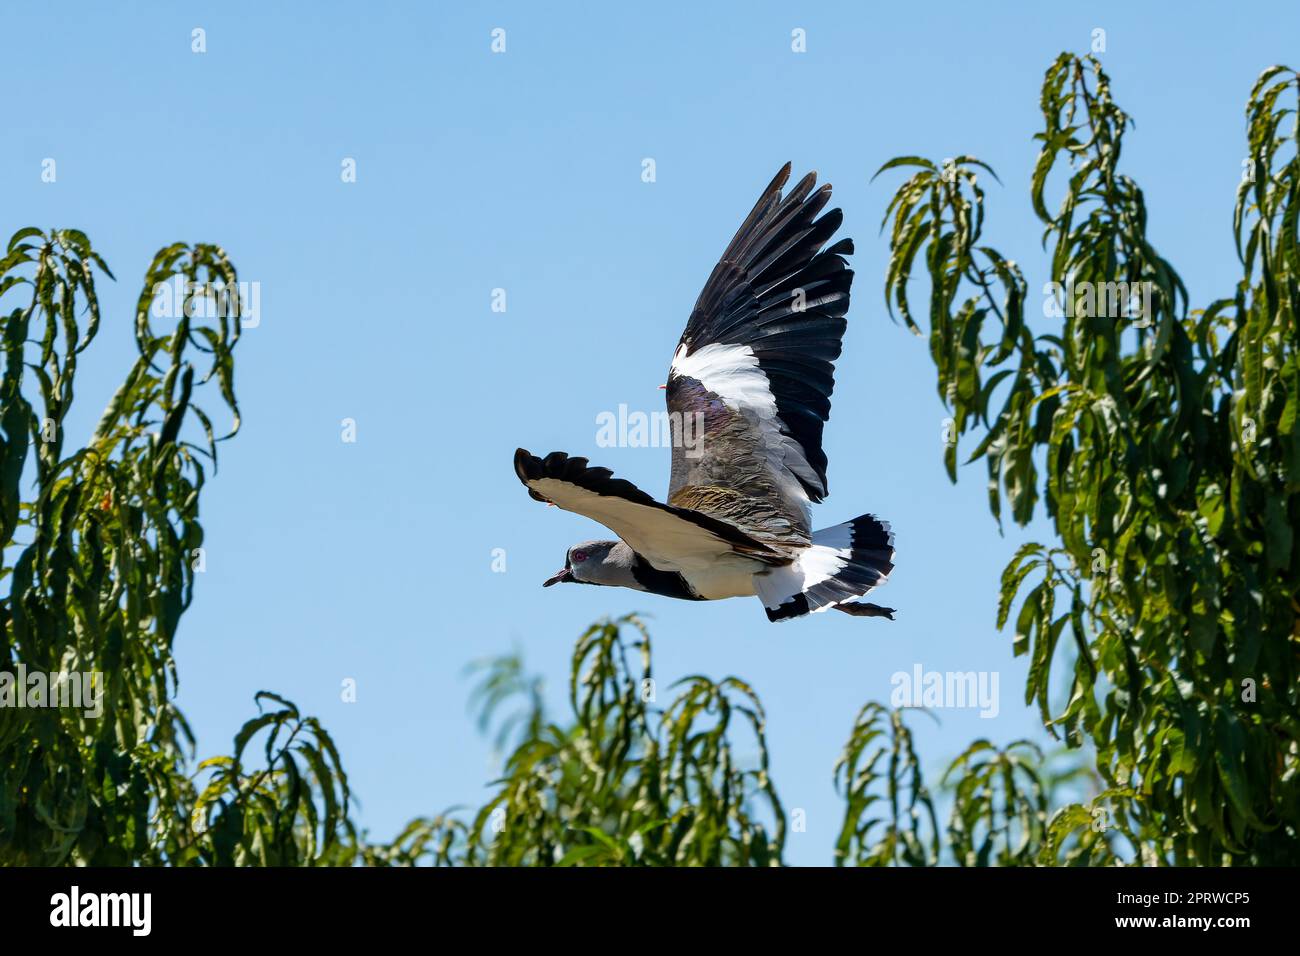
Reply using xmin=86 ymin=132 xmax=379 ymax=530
xmin=681 ymin=560 xmax=762 ymax=600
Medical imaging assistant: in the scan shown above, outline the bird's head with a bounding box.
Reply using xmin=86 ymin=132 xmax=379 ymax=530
xmin=543 ymin=540 xmax=620 ymax=587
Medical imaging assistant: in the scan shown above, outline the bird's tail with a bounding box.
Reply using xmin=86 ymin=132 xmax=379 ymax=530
xmin=754 ymin=514 xmax=895 ymax=622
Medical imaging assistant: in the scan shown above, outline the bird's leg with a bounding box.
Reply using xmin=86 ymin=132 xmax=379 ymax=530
xmin=835 ymin=602 xmax=896 ymax=620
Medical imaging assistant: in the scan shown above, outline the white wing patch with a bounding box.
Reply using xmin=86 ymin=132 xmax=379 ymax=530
xmin=671 ymin=342 xmax=774 ymax=414
xmin=670 ymin=342 xmax=823 ymax=508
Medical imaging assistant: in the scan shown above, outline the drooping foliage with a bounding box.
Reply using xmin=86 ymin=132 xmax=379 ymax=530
xmin=0 ymin=231 xmax=352 ymax=865
xmin=877 ymin=54 xmax=1300 ymax=864
xmin=388 ymin=617 xmax=1097 ymax=868
xmin=455 ymin=616 xmax=787 ymax=866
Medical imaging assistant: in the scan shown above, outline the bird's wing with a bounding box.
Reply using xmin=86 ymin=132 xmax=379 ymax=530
xmin=514 ymin=448 xmax=786 ymax=572
xmin=666 ymin=163 xmax=853 ymax=548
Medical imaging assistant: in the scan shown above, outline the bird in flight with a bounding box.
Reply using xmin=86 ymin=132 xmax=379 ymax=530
xmin=514 ymin=163 xmax=895 ymax=622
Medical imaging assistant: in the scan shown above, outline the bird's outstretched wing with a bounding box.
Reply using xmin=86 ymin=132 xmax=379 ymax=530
xmin=514 ymin=449 xmax=786 ymax=573
xmin=666 ymin=163 xmax=853 ymax=548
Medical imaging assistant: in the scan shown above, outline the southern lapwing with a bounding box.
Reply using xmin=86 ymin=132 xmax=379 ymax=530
xmin=514 ymin=164 xmax=895 ymax=622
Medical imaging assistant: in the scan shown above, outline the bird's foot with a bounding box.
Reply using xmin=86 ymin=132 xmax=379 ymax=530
xmin=835 ymin=602 xmax=896 ymax=620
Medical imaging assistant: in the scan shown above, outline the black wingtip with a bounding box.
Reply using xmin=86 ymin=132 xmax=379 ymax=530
xmin=757 ymin=163 xmax=793 ymax=203
xmin=513 ymin=447 xmax=539 ymax=484
xmin=514 ymin=447 xmax=551 ymax=501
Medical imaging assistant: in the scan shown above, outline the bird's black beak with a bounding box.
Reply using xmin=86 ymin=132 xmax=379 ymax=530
xmin=542 ymin=567 xmax=571 ymax=587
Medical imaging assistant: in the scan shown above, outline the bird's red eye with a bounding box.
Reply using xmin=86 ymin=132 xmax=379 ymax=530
xmin=572 ymin=550 xmax=588 ymax=563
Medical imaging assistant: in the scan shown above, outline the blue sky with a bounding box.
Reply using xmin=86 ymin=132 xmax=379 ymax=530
xmin=4 ymin=1 xmax=1296 ymax=865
